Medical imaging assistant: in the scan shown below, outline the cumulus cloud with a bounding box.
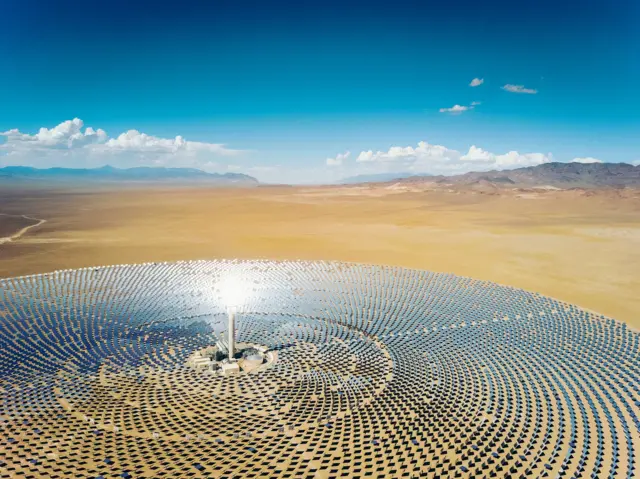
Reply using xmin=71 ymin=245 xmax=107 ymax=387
xmin=501 ymin=84 xmax=538 ymax=94
xmin=0 ymin=118 xmax=242 ymax=170
xmin=571 ymin=157 xmax=602 ymax=164
xmin=462 ymin=146 xmax=551 ymax=168
xmin=326 ymin=151 xmax=350 ymax=167
xmin=1 ymin=118 xmax=108 ymax=149
xmin=101 ymin=130 xmax=231 ymax=156
xmin=439 ymin=104 xmax=470 ymax=113
xmin=469 ymin=78 xmax=484 ymax=87
xmin=439 ymin=101 xmax=481 ymax=114
xmin=356 ymin=142 xmax=458 ymax=166
xmin=335 ymin=141 xmax=551 ymax=176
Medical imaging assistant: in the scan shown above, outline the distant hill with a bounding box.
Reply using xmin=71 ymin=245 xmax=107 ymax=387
xmin=339 ymin=172 xmax=426 ymax=184
xmin=0 ymin=165 xmax=258 ymax=186
xmin=399 ymin=162 xmax=640 ymax=188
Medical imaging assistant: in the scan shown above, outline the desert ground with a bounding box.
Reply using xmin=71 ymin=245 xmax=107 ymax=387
xmin=0 ymin=184 xmax=639 ymax=329
xmin=0 ymin=212 xmax=43 ymax=242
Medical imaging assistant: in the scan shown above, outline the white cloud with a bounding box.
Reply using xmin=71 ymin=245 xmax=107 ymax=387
xmin=101 ymin=130 xmax=231 ymax=156
xmin=326 ymin=151 xmax=350 ymax=167
xmin=459 ymin=145 xmax=493 ymax=162
xmin=0 ymin=118 xmax=242 ymax=170
xmin=501 ymin=84 xmax=538 ymax=94
xmin=439 ymin=101 xmax=482 ymax=114
xmin=462 ymin=146 xmax=552 ymax=167
xmin=336 ymin=141 xmax=551 ymax=176
xmin=469 ymin=78 xmax=484 ymax=87
xmin=1 ymin=118 xmax=108 ymax=149
xmin=356 ymin=142 xmax=459 ymax=167
xmin=571 ymin=157 xmax=602 ymax=164
xmin=439 ymin=104 xmax=470 ymax=113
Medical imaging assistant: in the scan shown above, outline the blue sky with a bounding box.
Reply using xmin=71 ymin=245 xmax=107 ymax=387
xmin=1 ymin=0 xmax=638 ymax=183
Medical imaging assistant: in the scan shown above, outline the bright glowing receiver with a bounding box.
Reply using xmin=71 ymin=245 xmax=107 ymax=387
xmin=216 ymin=275 xmax=247 ymax=310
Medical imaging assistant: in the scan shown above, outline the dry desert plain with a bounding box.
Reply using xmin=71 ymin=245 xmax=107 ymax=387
xmin=0 ymin=183 xmax=639 ymax=329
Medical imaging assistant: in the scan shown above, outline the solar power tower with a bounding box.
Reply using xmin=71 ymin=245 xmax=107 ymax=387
xmin=227 ymin=306 xmax=236 ymax=360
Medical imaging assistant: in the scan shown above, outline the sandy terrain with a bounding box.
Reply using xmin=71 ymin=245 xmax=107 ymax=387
xmin=0 ymin=213 xmax=44 ymax=242
xmin=0 ymin=184 xmax=639 ymax=329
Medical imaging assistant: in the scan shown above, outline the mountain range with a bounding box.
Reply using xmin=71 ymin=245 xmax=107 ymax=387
xmin=395 ymin=162 xmax=640 ymax=189
xmin=1 ymin=162 xmax=639 ymax=189
xmin=0 ymin=165 xmax=258 ymax=186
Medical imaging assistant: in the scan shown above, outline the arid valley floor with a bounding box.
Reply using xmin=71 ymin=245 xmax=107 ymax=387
xmin=1 ymin=184 xmax=639 ymax=329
